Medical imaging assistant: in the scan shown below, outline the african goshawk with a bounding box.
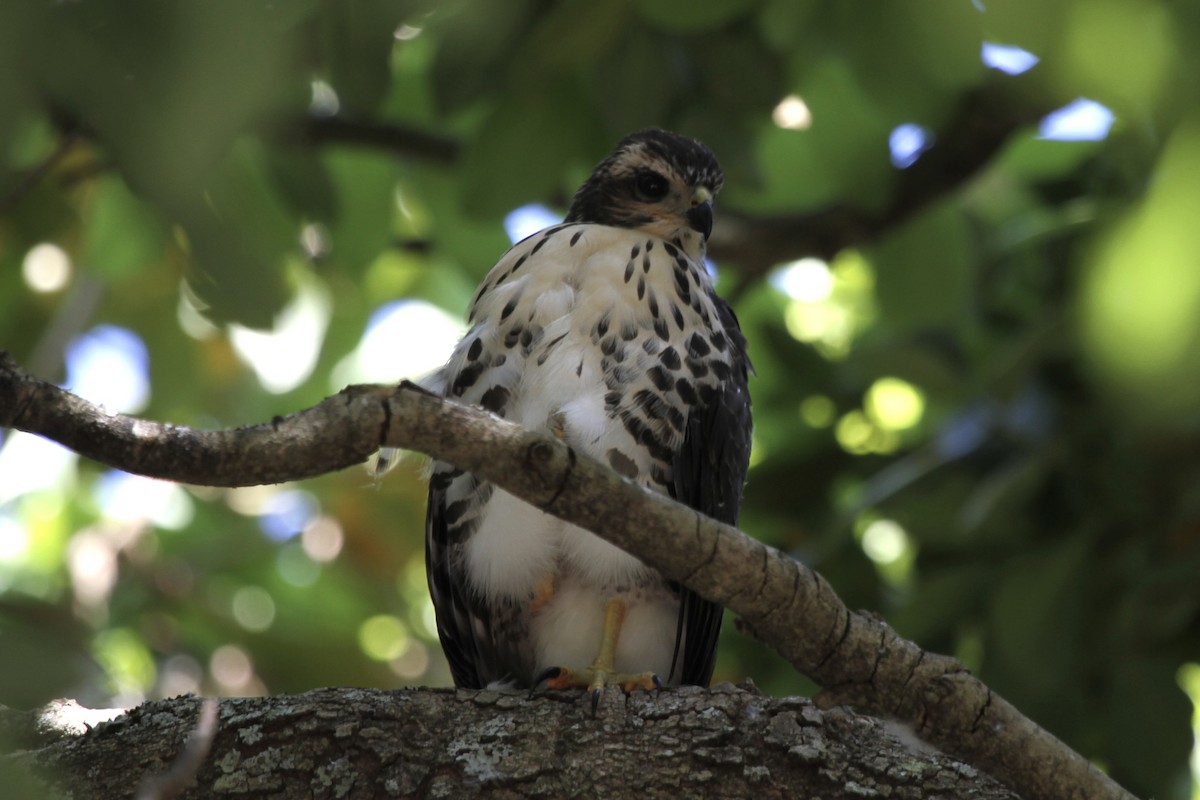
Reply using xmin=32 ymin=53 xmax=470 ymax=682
xmin=420 ymin=129 xmax=751 ymax=698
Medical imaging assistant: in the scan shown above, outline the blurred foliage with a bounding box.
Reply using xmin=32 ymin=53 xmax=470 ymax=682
xmin=1 ymin=1 xmax=1199 ymax=797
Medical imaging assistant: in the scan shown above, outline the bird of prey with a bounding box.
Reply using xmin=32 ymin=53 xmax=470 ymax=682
xmin=421 ymin=129 xmax=751 ymax=700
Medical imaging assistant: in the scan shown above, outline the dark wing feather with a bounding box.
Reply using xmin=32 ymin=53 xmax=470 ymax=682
xmin=425 ymin=472 xmax=487 ymax=688
xmin=671 ymin=296 xmax=753 ymax=685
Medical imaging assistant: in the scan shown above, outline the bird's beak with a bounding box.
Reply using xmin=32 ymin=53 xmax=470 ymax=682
xmin=686 ymin=187 xmax=714 ymax=240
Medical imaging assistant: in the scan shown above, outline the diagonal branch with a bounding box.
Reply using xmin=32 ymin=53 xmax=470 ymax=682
xmin=0 ymin=351 xmax=1134 ymax=800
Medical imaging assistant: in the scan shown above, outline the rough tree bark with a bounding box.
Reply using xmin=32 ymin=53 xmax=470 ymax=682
xmin=3 ymin=686 xmax=1025 ymax=799
xmin=0 ymin=353 xmax=1137 ymax=800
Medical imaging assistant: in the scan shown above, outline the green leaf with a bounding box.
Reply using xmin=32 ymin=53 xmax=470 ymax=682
xmin=590 ymin=28 xmax=674 ymax=136
xmin=690 ymin=30 xmax=785 ymax=116
xmin=321 ymin=148 xmax=397 ymax=274
xmin=82 ymin=177 xmax=168 ymax=280
xmin=838 ymin=0 xmax=984 ymax=119
xmin=428 ymin=0 xmax=536 ymax=114
xmin=319 ymin=0 xmax=411 ymax=113
xmin=1105 ymin=656 xmax=1193 ymax=795
xmin=456 ymin=84 xmax=593 ymax=218
xmin=986 ymin=533 xmax=1091 ymax=700
xmin=637 ymin=0 xmax=757 ymax=33
xmin=756 ymin=0 xmax=821 ymax=54
xmin=872 ymin=203 xmax=974 ymax=333
xmin=726 ymin=58 xmax=894 ymax=213
xmin=181 ymin=141 xmax=296 ymax=327
xmin=890 ymin=563 xmax=990 ymax=643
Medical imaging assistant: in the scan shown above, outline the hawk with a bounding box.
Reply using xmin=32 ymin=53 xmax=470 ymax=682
xmin=421 ymin=129 xmax=751 ymax=700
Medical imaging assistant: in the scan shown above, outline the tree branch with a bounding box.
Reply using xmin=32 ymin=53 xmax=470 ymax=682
xmin=0 ymin=352 xmax=1135 ymax=800
xmin=296 ymin=72 xmax=1055 ymax=291
xmin=710 ymin=71 xmax=1057 ymax=294
xmin=299 ymin=116 xmax=461 ymax=165
xmin=4 ymin=687 xmax=1021 ymax=799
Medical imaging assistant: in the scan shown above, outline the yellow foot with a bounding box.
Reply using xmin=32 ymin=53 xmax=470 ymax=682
xmin=548 ymin=410 xmax=568 ymax=439
xmin=535 ymin=665 xmax=663 ymax=714
xmin=530 ymin=596 xmax=663 ymax=715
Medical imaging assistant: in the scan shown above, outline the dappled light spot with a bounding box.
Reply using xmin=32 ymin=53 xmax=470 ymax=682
xmin=359 ymin=614 xmax=409 ymax=661
xmin=835 ymin=410 xmax=900 ymax=456
xmin=300 ymin=222 xmax=331 ymax=259
xmin=301 ymin=515 xmax=344 ymax=562
xmin=229 ymin=278 xmax=331 ymax=394
xmin=226 ymin=485 xmax=279 ymax=517
xmin=309 ymin=78 xmax=339 ymax=117
xmin=394 ymin=23 xmax=423 ymax=41
xmin=390 ymin=640 xmax=430 ymax=680
xmin=1038 ymin=99 xmax=1114 ymax=142
xmin=333 ymin=299 xmax=464 ymax=387
xmin=888 ymin=124 xmax=934 ymax=169
xmin=799 ymin=395 xmax=835 ymax=429
xmin=232 ymin=586 xmax=276 ymax=632
xmin=779 ymin=250 xmax=876 ymax=360
xmin=157 ymin=653 xmax=204 ymax=699
xmin=772 ymin=258 xmax=832 ymax=302
xmin=1176 ymin=663 xmax=1200 ymax=787
xmin=276 ymin=544 xmax=320 ymax=587
xmin=981 ymin=42 xmax=1039 ymax=75
xmin=68 ymin=528 xmax=118 ymax=608
xmin=22 ymin=242 xmax=72 ymax=293
xmin=865 ymin=377 xmax=925 ymax=431
xmin=0 ymin=431 xmax=77 ymax=505
xmin=66 ymin=325 xmax=150 ymax=414
xmin=93 ymin=471 xmax=194 ymax=530
xmin=210 ymin=644 xmax=259 ymax=695
xmin=860 ymin=518 xmax=908 ymax=564
xmin=257 ymin=489 xmax=319 ymax=541
xmin=0 ymin=512 xmax=30 ymax=565
xmin=772 ymin=94 xmax=812 ymax=130
xmin=504 ymin=203 xmax=560 ymax=244
xmin=176 ymin=281 xmax=220 ymax=340
xmin=855 ymin=515 xmax=916 ymax=588
xmin=94 ymin=628 xmax=156 ymax=704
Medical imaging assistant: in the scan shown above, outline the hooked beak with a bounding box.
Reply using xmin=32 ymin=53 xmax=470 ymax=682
xmin=685 ymin=187 xmax=714 ymax=240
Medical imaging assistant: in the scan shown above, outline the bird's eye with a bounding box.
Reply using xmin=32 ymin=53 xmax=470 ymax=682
xmin=634 ymin=171 xmax=670 ymax=201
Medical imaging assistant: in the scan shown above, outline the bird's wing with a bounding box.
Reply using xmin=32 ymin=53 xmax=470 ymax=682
xmin=425 ymin=466 xmax=486 ymax=688
xmin=670 ymin=295 xmax=753 ymax=685
xmin=422 ymin=236 xmax=540 ymax=690
xmin=424 ymin=228 xmax=577 ymax=688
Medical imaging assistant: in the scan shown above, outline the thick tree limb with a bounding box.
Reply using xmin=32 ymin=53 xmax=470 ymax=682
xmin=0 ymin=352 xmax=1135 ymax=800
xmin=3 ymin=686 xmax=1021 ymax=799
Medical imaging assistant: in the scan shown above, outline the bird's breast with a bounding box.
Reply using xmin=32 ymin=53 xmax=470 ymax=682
xmin=457 ymin=223 xmax=735 ymax=600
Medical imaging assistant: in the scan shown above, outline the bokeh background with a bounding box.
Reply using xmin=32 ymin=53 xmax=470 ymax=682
xmin=2 ymin=1 xmax=1199 ymax=796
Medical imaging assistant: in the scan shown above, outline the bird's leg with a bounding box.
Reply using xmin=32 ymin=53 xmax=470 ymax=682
xmin=538 ymin=597 xmax=661 ymax=712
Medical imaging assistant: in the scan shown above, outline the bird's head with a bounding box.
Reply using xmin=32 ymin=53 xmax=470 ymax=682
xmin=565 ymin=129 xmax=723 ymax=260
